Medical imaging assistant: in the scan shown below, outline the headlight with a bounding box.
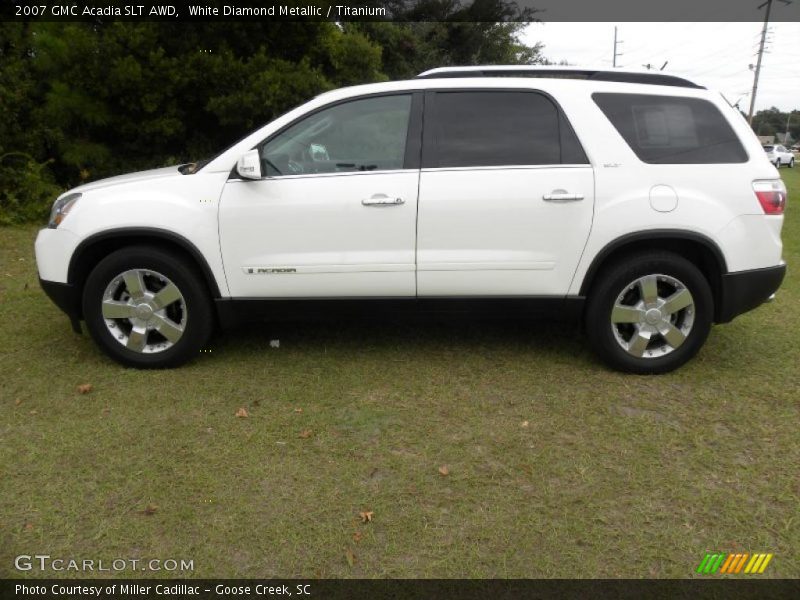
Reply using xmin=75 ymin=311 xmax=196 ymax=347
xmin=48 ymin=193 xmax=81 ymax=229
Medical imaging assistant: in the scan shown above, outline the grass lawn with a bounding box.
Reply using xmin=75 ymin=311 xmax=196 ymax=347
xmin=1 ymin=170 xmax=798 ymax=579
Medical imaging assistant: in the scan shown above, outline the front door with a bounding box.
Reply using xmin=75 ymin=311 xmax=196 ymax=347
xmin=219 ymin=93 xmax=421 ymax=298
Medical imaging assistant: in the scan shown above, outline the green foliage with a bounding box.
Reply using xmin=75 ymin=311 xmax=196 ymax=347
xmin=751 ymin=107 xmax=800 ymax=143
xmin=0 ymin=153 xmax=63 ymax=225
xmin=0 ymin=16 xmax=544 ymax=224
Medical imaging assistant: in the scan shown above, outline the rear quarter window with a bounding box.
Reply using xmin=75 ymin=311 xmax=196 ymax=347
xmin=593 ymin=93 xmax=748 ymax=164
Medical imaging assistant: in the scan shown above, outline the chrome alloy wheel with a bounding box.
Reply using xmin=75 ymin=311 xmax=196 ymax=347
xmin=610 ymin=274 xmax=695 ymax=359
xmin=101 ymin=269 xmax=187 ymax=354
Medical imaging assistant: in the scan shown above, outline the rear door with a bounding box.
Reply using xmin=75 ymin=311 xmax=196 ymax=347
xmin=416 ymin=90 xmax=594 ymax=296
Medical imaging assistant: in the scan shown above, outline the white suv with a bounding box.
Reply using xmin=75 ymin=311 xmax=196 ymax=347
xmin=763 ymin=144 xmax=795 ymax=169
xmin=35 ymin=66 xmax=787 ymax=373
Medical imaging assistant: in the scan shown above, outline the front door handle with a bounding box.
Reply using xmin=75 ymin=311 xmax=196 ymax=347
xmin=543 ymin=190 xmax=584 ymax=202
xmin=362 ymin=194 xmax=405 ymax=206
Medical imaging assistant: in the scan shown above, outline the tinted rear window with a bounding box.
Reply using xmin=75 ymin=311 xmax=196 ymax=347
xmin=593 ymin=93 xmax=747 ymax=164
xmin=428 ymin=91 xmax=588 ymax=168
xmin=763 ymin=145 xmax=774 ymax=151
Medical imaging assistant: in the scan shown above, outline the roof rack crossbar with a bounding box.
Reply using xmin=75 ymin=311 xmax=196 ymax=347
xmin=415 ymin=67 xmax=703 ymax=89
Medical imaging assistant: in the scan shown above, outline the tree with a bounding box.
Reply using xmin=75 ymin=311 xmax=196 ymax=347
xmin=0 ymin=13 xmax=545 ymax=223
xmin=351 ymin=0 xmax=544 ymax=79
xmin=751 ymin=107 xmax=800 ymax=143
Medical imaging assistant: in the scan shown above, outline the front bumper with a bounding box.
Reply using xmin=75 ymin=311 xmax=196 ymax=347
xmin=39 ymin=278 xmax=82 ymax=334
xmin=716 ymin=263 xmax=786 ymax=323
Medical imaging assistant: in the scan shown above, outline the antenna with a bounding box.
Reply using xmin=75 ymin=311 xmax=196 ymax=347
xmin=643 ymin=61 xmax=669 ymax=71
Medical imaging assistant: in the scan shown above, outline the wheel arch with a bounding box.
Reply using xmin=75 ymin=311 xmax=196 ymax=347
xmin=579 ymin=230 xmax=728 ymax=322
xmin=68 ymin=228 xmax=222 ymax=318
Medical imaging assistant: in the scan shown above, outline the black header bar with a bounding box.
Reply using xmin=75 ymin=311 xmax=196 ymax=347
xmin=2 ymin=0 xmax=799 ymax=22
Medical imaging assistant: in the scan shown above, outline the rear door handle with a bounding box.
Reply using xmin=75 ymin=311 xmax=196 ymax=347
xmin=362 ymin=194 xmax=405 ymax=206
xmin=543 ymin=190 xmax=584 ymax=202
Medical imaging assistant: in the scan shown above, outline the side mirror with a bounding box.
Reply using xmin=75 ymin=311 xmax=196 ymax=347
xmin=236 ymin=150 xmax=262 ymax=180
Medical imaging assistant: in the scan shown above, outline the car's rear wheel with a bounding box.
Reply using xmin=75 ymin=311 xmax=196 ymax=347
xmin=586 ymin=252 xmax=713 ymax=374
xmin=775 ymin=159 xmax=782 ymax=169
xmin=789 ymin=158 xmax=795 ymax=168
xmin=82 ymin=246 xmax=213 ymax=368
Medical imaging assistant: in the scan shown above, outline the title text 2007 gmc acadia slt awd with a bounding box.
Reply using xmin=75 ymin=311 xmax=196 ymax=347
xmin=35 ymin=66 xmax=787 ymax=373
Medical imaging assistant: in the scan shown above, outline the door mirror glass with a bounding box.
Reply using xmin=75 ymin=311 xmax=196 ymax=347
xmin=236 ymin=149 xmax=262 ymax=180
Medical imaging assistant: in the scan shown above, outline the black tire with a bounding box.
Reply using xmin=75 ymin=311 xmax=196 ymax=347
xmin=585 ymin=251 xmax=713 ymax=374
xmin=82 ymin=246 xmax=213 ymax=368
xmin=775 ymin=160 xmax=781 ymax=169
xmin=789 ymin=158 xmax=795 ymax=169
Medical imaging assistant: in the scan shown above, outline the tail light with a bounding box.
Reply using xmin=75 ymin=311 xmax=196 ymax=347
xmin=753 ymin=180 xmax=787 ymax=215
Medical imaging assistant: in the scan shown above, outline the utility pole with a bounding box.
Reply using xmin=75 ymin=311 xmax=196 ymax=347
xmin=748 ymin=0 xmax=791 ymax=125
xmin=748 ymin=1 xmax=773 ymax=124
xmin=613 ymin=26 xmax=623 ymax=68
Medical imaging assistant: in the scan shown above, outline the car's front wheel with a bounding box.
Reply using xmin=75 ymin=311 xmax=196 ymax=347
xmin=586 ymin=252 xmax=713 ymax=374
xmin=82 ymin=246 xmax=213 ymax=368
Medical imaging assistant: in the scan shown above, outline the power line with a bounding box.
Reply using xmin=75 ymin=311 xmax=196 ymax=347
xmin=634 ymin=22 xmax=728 ymax=66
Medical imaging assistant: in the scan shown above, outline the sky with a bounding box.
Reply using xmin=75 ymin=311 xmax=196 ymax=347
xmin=523 ymin=22 xmax=800 ymax=113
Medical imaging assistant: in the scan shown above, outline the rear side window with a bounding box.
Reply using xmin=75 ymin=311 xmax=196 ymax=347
xmin=427 ymin=91 xmax=587 ymax=168
xmin=593 ymin=93 xmax=747 ymax=164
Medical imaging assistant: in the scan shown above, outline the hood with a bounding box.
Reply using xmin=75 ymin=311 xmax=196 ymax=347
xmin=66 ymin=166 xmax=184 ymax=195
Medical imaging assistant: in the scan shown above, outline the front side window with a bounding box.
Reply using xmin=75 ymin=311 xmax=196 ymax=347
xmin=428 ymin=91 xmax=587 ymax=168
xmin=593 ymin=93 xmax=748 ymax=164
xmin=259 ymin=94 xmax=412 ymax=177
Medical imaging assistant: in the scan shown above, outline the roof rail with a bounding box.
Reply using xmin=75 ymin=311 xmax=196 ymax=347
xmin=415 ymin=66 xmax=704 ymax=89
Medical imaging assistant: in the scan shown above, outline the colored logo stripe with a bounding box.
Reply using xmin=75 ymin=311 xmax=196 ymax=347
xmin=701 ymin=552 xmax=774 ymax=575
xmin=758 ymin=554 xmax=774 ymax=573
xmin=745 ymin=553 xmax=774 ymax=574
xmin=720 ymin=554 xmax=735 ymax=573
xmin=696 ymin=553 xmax=726 ymax=574
xmin=696 ymin=554 xmax=711 ymax=573
xmin=721 ymin=553 xmax=748 ymax=574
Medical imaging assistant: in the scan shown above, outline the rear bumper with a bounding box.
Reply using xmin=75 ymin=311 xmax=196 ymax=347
xmin=39 ymin=278 xmax=82 ymax=334
xmin=716 ymin=263 xmax=786 ymax=323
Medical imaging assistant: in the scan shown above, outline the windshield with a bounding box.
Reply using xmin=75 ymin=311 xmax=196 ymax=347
xmin=184 ymin=99 xmax=314 ymax=174
xmin=179 ymin=126 xmax=271 ymax=175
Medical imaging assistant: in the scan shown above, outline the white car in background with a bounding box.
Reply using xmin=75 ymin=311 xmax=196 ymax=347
xmin=763 ymin=144 xmax=795 ymax=168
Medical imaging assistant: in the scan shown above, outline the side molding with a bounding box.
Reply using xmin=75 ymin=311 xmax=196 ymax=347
xmin=214 ymin=296 xmax=586 ymax=330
